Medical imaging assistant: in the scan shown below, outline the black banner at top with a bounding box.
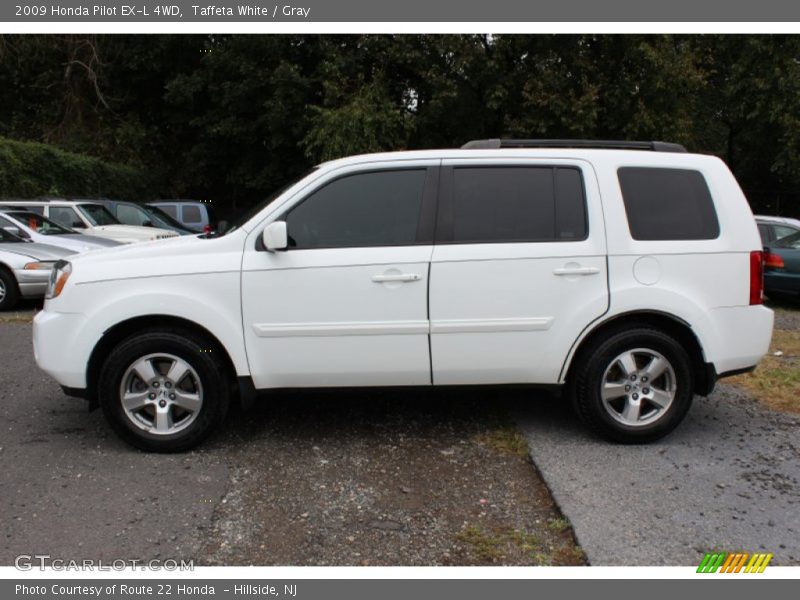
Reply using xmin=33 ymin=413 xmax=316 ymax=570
xmin=5 ymin=0 xmax=800 ymax=22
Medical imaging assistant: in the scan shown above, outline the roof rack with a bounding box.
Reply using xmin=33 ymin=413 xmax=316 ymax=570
xmin=460 ymin=139 xmax=687 ymax=153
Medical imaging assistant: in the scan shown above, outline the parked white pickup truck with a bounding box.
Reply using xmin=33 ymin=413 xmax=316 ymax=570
xmin=0 ymin=200 xmax=179 ymax=244
xmin=32 ymin=140 xmax=774 ymax=452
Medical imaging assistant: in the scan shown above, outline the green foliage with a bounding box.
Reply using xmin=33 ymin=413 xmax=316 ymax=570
xmin=302 ymin=81 xmax=411 ymax=162
xmin=0 ymin=136 xmax=149 ymax=199
xmin=1 ymin=34 xmax=800 ymax=217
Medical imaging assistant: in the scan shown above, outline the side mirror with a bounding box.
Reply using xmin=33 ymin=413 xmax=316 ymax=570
xmin=262 ymin=221 xmax=288 ymax=251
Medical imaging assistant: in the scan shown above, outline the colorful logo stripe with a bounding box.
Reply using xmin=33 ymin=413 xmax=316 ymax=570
xmin=697 ymin=552 xmax=773 ymax=573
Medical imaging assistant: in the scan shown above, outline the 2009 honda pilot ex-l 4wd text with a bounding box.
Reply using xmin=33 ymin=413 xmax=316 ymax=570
xmin=33 ymin=140 xmax=774 ymax=452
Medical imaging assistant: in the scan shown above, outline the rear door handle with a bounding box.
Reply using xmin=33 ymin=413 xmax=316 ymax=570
xmin=553 ymin=266 xmax=600 ymax=276
xmin=371 ymin=273 xmax=422 ymax=283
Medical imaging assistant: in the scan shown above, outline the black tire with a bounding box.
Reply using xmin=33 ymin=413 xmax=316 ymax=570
xmin=98 ymin=328 xmax=230 ymax=452
xmin=0 ymin=267 xmax=20 ymax=311
xmin=568 ymin=327 xmax=694 ymax=443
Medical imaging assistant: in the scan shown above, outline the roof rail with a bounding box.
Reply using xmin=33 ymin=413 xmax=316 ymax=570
xmin=460 ymin=139 xmax=687 ymax=153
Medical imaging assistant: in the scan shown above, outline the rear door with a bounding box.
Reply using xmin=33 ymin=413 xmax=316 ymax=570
xmin=429 ymin=159 xmax=609 ymax=385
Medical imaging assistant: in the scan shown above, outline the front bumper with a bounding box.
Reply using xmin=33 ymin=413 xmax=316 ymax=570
xmin=33 ymin=309 xmax=90 ymax=389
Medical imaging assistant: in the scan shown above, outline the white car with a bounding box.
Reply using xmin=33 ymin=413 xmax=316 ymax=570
xmin=0 ymin=228 xmax=75 ymax=310
xmin=33 ymin=140 xmax=774 ymax=452
xmin=0 ymin=200 xmax=180 ymax=244
xmin=0 ymin=210 xmax=122 ymax=254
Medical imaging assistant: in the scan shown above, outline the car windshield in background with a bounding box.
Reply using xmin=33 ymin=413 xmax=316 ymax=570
xmin=143 ymin=205 xmax=191 ymax=231
xmin=7 ymin=211 xmax=73 ymax=235
xmin=776 ymin=231 xmax=800 ymax=249
xmin=78 ymin=203 xmax=120 ymax=226
xmin=0 ymin=227 xmax=24 ymax=243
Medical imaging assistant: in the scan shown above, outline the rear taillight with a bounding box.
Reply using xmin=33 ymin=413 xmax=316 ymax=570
xmin=750 ymin=250 xmax=764 ymax=305
xmin=763 ymin=251 xmax=785 ymax=269
xmin=203 ymin=224 xmax=212 ymax=234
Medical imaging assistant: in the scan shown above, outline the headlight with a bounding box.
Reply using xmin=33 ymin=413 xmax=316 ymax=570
xmin=45 ymin=260 xmax=72 ymax=299
xmin=23 ymin=261 xmax=55 ymax=270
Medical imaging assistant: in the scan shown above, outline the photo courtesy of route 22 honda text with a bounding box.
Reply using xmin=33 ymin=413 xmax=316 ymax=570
xmin=33 ymin=139 xmax=774 ymax=452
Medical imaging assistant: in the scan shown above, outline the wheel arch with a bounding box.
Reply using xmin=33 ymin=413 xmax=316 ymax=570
xmin=86 ymin=314 xmax=240 ymax=408
xmin=561 ymin=310 xmax=713 ymax=396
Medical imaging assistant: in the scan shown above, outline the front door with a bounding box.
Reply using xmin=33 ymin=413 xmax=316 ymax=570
xmin=241 ymin=163 xmax=439 ymax=389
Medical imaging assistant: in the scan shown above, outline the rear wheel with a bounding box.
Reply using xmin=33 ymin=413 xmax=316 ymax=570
xmin=0 ymin=268 xmax=20 ymax=311
xmin=570 ymin=327 xmax=694 ymax=443
xmin=98 ymin=329 xmax=230 ymax=452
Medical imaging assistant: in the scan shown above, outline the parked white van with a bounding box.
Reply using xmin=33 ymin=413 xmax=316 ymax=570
xmin=33 ymin=140 xmax=774 ymax=451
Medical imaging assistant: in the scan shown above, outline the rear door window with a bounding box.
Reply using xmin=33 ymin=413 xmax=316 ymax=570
xmin=617 ymin=167 xmax=720 ymax=241
xmin=441 ymin=166 xmax=588 ymax=243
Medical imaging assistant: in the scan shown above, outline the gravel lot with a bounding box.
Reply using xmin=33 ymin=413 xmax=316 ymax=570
xmin=0 ymin=319 xmax=581 ymax=566
xmin=3 ymin=302 xmax=797 ymax=567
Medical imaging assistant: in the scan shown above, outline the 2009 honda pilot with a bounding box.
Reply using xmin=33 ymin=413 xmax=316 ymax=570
xmin=33 ymin=140 xmax=774 ymax=452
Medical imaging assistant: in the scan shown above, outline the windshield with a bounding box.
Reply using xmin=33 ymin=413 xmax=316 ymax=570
xmin=0 ymin=227 xmax=24 ymax=243
xmin=77 ymin=203 xmax=120 ymax=226
xmin=142 ymin=205 xmax=191 ymax=231
xmin=6 ymin=211 xmax=73 ymax=235
xmin=776 ymin=231 xmax=800 ymax=250
xmin=221 ymin=168 xmax=318 ymax=236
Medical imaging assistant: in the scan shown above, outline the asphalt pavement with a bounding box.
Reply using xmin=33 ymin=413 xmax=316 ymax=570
xmin=514 ymin=385 xmax=800 ymax=565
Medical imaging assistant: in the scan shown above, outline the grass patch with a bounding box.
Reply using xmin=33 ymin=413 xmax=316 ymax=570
xmin=729 ymin=328 xmax=800 ymax=414
xmin=456 ymin=526 xmax=506 ymax=562
xmin=456 ymin=525 xmax=542 ymax=563
xmin=0 ymin=312 xmax=34 ymax=323
xmin=475 ymin=423 xmax=529 ymax=456
xmin=547 ymin=517 xmax=570 ymax=532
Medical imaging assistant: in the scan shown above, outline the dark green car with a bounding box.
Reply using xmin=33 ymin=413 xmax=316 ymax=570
xmin=764 ymin=231 xmax=800 ymax=301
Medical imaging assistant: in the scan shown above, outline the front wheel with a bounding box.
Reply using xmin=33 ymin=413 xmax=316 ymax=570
xmin=0 ymin=268 xmax=20 ymax=311
xmin=570 ymin=327 xmax=694 ymax=443
xmin=98 ymin=329 xmax=230 ymax=452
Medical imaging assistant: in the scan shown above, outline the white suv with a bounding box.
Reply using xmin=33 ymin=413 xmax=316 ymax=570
xmin=33 ymin=140 xmax=774 ymax=452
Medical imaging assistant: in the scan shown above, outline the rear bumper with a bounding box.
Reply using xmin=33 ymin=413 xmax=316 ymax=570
xmin=707 ymin=305 xmax=774 ymax=375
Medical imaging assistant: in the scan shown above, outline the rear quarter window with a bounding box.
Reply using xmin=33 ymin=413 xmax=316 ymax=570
xmin=182 ymin=205 xmax=202 ymax=223
xmin=617 ymin=167 xmax=720 ymax=241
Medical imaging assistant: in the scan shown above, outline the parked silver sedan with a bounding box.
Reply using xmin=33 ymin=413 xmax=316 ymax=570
xmin=0 ymin=210 xmax=122 ymax=254
xmin=0 ymin=228 xmax=75 ymax=310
